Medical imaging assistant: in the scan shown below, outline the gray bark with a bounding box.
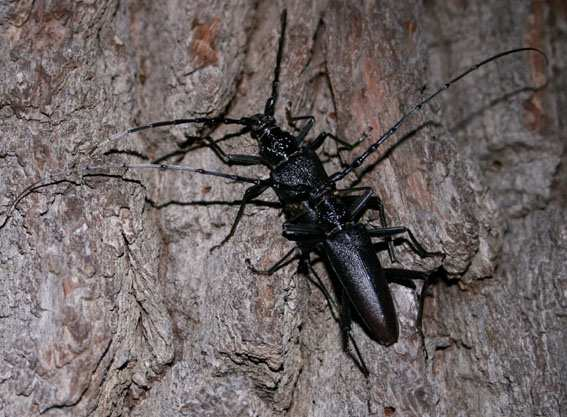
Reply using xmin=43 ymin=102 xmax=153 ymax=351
xmin=0 ymin=1 xmax=564 ymax=416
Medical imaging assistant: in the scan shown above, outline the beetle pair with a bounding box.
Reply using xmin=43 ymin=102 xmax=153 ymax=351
xmin=3 ymin=9 xmax=545 ymax=376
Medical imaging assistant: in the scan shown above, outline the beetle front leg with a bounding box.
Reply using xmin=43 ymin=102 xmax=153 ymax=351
xmin=284 ymin=105 xmax=315 ymax=132
xmin=282 ymin=106 xmax=316 ymax=144
xmin=186 ymin=134 xmax=267 ymax=166
xmin=308 ymin=129 xmax=371 ymax=152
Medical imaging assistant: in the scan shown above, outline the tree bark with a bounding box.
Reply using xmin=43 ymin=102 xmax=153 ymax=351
xmin=0 ymin=1 xmax=564 ymax=416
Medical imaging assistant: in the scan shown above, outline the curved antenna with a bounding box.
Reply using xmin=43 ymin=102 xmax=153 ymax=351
xmin=264 ymin=10 xmax=287 ymax=116
xmin=109 ymin=116 xmax=250 ymax=142
xmin=1 ymin=163 xmax=262 ymax=230
xmin=329 ymin=47 xmax=548 ymax=184
xmin=93 ymin=117 xmax=251 ymax=160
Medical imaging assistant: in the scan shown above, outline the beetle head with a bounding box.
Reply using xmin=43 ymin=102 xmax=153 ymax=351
xmin=245 ymin=113 xmax=276 ymax=139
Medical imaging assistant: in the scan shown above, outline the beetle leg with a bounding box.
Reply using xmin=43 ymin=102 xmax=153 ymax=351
xmin=309 ymin=126 xmax=370 ymax=168
xmin=151 ymin=127 xmax=252 ymax=164
xmin=308 ymin=128 xmax=371 ymax=153
xmin=383 ymin=268 xmax=432 ymax=287
xmin=282 ymin=223 xmax=325 ymax=241
xmin=109 ymin=116 xmax=251 ymax=143
xmin=337 ymin=187 xmax=397 ymax=262
xmin=285 ymin=105 xmax=315 ymax=132
xmin=309 ymin=130 xmax=370 ymax=167
xmin=280 ymin=109 xmax=316 ymax=144
xmin=245 ymin=247 xmax=299 ymax=275
xmin=383 ymin=267 xmax=442 ymax=359
xmin=413 ymin=269 xmax=441 ymax=352
xmin=283 ymin=108 xmax=317 ymax=145
xmin=197 ymin=135 xmax=267 ymax=166
xmin=302 ymin=257 xmax=370 ymax=377
xmin=337 ymin=288 xmax=370 ymax=377
xmin=383 ymin=268 xmax=429 ymax=332
xmin=210 ymin=181 xmax=271 ymax=251
xmin=366 ymin=225 xmax=444 ymax=259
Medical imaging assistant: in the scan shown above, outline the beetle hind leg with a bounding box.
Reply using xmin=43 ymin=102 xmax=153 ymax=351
xmin=383 ymin=267 xmax=443 ymax=359
xmin=301 ymin=258 xmax=370 ymax=377
xmin=337 ymin=290 xmax=371 ymax=377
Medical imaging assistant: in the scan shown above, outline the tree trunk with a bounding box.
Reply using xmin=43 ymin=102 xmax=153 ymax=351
xmin=0 ymin=1 xmax=564 ymax=416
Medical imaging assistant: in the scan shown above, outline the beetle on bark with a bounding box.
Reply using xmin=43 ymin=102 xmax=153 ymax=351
xmin=2 ymin=10 xmax=546 ymax=376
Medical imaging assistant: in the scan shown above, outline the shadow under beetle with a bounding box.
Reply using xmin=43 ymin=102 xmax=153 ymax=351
xmin=3 ymin=10 xmax=546 ymax=376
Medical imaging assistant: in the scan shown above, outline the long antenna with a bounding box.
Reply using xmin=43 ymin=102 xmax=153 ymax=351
xmin=109 ymin=116 xmax=249 ymax=141
xmin=1 ymin=163 xmax=262 ymax=229
xmin=264 ymin=10 xmax=287 ymax=116
xmin=329 ymin=47 xmax=547 ymax=184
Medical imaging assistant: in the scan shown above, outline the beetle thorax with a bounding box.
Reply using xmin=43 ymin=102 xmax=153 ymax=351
xmin=257 ymin=126 xmax=299 ymax=165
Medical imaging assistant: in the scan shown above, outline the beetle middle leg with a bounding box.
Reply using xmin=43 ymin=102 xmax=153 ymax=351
xmin=245 ymin=247 xmax=300 ymax=275
xmin=148 ymin=127 xmax=275 ymax=250
xmin=210 ymin=180 xmax=272 ymax=251
xmin=336 ymin=187 xmax=397 ymax=262
xmin=366 ymin=225 xmax=444 ymax=260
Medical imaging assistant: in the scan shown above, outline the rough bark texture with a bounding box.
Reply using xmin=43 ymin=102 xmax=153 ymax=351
xmin=0 ymin=1 xmax=564 ymax=416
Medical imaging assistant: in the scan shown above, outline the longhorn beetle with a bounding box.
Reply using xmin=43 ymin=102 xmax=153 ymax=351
xmin=2 ymin=10 xmax=546 ymax=376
